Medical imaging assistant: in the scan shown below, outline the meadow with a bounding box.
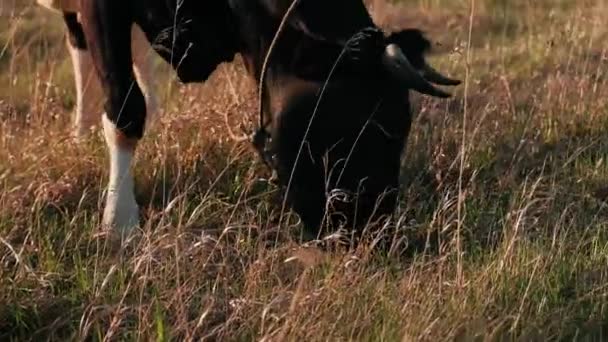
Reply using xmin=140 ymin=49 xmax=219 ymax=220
xmin=1 ymin=0 xmax=607 ymax=340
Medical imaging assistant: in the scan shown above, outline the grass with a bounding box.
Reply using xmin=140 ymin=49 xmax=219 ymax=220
xmin=1 ymin=0 xmax=608 ymax=340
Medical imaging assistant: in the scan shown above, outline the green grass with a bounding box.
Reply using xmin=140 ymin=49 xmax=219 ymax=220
xmin=1 ymin=0 xmax=608 ymax=340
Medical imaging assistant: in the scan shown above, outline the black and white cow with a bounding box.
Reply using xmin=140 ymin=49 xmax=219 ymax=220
xmin=48 ymin=0 xmax=460 ymax=239
xmin=37 ymin=0 xmax=158 ymax=138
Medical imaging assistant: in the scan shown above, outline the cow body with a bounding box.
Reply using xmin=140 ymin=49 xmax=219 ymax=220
xmin=62 ymin=0 xmax=458 ymax=240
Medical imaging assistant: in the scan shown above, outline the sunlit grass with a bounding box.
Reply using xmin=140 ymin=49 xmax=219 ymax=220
xmin=0 ymin=0 xmax=607 ymax=340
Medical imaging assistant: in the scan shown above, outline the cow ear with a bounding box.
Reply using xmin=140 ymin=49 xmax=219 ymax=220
xmin=386 ymin=29 xmax=431 ymax=69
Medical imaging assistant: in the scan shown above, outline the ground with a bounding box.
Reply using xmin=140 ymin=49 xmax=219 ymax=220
xmin=1 ymin=0 xmax=607 ymax=340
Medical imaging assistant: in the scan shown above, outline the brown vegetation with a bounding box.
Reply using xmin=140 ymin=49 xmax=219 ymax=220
xmin=1 ymin=0 xmax=607 ymax=340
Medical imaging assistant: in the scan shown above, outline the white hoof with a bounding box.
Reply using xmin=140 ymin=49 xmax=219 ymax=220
xmin=101 ymin=115 xmax=140 ymax=237
xmin=102 ymin=190 xmax=140 ymax=235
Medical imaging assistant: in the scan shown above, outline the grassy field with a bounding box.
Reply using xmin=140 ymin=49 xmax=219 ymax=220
xmin=1 ymin=0 xmax=608 ymax=340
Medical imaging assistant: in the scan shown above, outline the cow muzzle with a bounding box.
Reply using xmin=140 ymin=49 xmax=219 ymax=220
xmin=381 ymin=44 xmax=460 ymax=98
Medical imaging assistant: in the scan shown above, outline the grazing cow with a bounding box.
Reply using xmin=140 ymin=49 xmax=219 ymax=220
xmin=69 ymin=0 xmax=459 ymax=238
xmin=36 ymin=0 xmax=158 ymax=138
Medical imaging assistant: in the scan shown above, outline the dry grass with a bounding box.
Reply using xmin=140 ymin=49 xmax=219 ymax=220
xmin=1 ymin=0 xmax=608 ymax=340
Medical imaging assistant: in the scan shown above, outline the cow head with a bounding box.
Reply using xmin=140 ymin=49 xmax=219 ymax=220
xmin=265 ymin=28 xmax=460 ymax=243
xmin=137 ymin=0 xmax=239 ymax=83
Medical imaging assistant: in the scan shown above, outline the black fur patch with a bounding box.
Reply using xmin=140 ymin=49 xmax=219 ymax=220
xmin=386 ymin=29 xmax=432 ymax=69
xmin=63 ymin=12 xmax=87 ymax=50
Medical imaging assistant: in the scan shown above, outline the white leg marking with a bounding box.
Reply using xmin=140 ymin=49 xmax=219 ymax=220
xmin=131 ymin=25 xmax=159 ymax=131
xmin=102 ymin=115 xmax=140 ymax=234
xmin=67 ymin=39 xmax=103 ymax=138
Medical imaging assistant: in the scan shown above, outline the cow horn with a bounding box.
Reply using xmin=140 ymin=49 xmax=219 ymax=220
xmin=421 ymin=64 xmax=461 ymax=86
xmin=381 ymin=44 xmax=451 ymax=98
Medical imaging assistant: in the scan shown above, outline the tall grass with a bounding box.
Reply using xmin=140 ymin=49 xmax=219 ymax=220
xmin=1 ymin=0 xmax=607 ymax=340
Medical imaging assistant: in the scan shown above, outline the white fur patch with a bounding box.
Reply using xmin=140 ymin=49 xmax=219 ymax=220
xmin=102 ymin=115 xmax=140 ymax=234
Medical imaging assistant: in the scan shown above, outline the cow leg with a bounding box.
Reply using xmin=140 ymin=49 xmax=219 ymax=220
xmin=63 ymin=12 xmax=103 ymax=138
xmin=80 ymin=2 xmax=146 ymax=234
xmin=131 ymin=24 xmax=158 ymax=131
xmin=101 ymin=114 xmax=140 ymax=233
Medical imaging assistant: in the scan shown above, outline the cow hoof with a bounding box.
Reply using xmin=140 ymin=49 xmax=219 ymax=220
xmin=102 ymin=192 xmax=140 ymax=236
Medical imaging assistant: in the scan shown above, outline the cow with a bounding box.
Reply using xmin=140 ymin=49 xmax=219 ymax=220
xmin=59 ymin=0 xmax=460 ymax=240
xmin=36 ymin=0 xmax=158 ymax=138
xmin=228 ymin=2 xmax=461 ymax=240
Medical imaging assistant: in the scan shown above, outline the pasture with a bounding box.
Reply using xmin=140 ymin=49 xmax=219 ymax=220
xmin=1 ymin=0 xmax=607 ymax=340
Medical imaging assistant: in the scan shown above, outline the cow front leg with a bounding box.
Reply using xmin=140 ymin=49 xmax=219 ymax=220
xmin=102 ymin=26 xmax=154 ymax=232
xmin=99 ymin=77 xmax=146 ymax=234
xmin=99 ymin=86 xmax=146 ymax=235
xmin=80 ymin=2 xmax=147 ymax=235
